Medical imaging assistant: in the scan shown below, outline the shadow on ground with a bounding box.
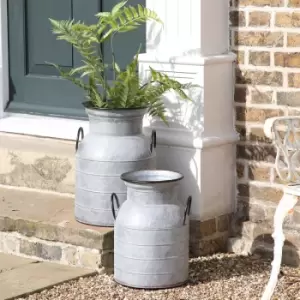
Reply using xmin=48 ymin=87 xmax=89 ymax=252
xmin=187 ymin=253 xmax=271 ymax=286
xmin=251 ymin=234 xmax=300 ymax=267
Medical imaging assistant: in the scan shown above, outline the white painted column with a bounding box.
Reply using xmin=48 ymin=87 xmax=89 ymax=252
xmin=140 ymin=0 xmax=238 ymax=220
xmin=146 ymin=0 xmax=229 ymax=56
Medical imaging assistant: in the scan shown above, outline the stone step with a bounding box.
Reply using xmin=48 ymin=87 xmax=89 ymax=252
xmin=0 ymin=185 xmax=113 ymax=272
xmin=228 ymin=220 xmax=300 ymax=267
xmin=0 ymin=132 xmax=75 ymax=193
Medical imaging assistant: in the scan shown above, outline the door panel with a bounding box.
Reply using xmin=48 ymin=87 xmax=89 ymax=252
xmin=27 ymin=0 xmax=73 ymax=73
xmin=7 ymin=0 xmax=146 ymax=119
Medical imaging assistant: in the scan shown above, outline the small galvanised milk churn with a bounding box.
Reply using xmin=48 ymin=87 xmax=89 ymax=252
xmin=112 ymin=170 xmax=192 ymax=289
xmin=75 ymin=108 xmax=156 ymax=227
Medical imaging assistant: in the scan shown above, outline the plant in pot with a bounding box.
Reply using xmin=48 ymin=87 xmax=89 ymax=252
xmin=50 ymin=0 xmax=195 ymax=227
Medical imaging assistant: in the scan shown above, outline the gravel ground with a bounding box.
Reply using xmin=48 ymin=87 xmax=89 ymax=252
xmin=18 ymin=254 xmax=300 ymax=300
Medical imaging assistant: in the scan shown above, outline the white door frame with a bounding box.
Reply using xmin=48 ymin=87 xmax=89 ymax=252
xmin=0 ymin=0 xmax=237 ymax=147
xmin=0 ymin=0 xmax=8 ymax=118
xmin=0 ymin=0 xmax=89 ymax=140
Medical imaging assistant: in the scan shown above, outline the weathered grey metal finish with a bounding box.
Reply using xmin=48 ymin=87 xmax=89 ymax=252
xmin=75 ymin=108 xmax=156 ymax=227
xmin=113 ymin=170 xmax=192 ymax=289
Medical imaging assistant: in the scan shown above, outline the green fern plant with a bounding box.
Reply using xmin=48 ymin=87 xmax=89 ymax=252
xmin=49 ymin=0 xmax=194 ymax=123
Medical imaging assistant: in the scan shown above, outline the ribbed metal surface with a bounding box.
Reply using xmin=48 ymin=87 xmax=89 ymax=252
xmin=75 ymin=108 xmax=156 ymax=227
xmin=114 ymin=170 xmax=191 ymax=289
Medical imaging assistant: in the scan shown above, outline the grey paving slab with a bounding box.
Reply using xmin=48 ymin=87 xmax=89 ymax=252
xmin=0 ymin=253 xmax=37 ymax=273
xmin=0 ymin=255 xmax=95 ymax=300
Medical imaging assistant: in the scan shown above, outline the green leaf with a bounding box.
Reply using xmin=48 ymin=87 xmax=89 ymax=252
xmin=112 ymin=0 xmax=128 ymax=16
xmin=114 ymin=62 xmax=121 ymax=73
xmin=177 ymin=89 xmax=189 ymax=100
xmin=81 ymin=70 xmax=94 ymax=78
xmin=69 ymin=65 xmax=88 ymax=76
xmin=118 ymin=25 xmax=138 ymax=32
xmin=129 ymin=6 xmax=138 ymax=18
xmin=137 ymin=4 xmax=144 ymax=16
xmin=100 ymin=28 xmax=115 ymax=42
xmin=49 ymin=18 xmax=60 ymax=29
xmin=124 ymin=7 xmax=133 ymax=20
xmin=119 ymin=15 xmax=126 ymax=25
xmin=144 ymin=7 xmax=149 ymax=17
xmin=96 ymin=12 xmax=110 ymax=18
xmin=110 ymin=20 xmax=119 ymax=29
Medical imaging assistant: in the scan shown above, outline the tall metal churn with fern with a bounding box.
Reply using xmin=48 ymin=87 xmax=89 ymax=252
xmin=49 ymin=1 xmax=195 ymax=226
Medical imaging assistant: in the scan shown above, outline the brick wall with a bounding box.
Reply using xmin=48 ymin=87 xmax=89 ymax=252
xmin=230 ymin=0 xmax=300 ymax=260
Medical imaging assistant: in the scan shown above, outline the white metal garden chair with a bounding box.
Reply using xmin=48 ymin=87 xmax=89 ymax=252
xmin=261 ymin=116 xmax=300 ymax=300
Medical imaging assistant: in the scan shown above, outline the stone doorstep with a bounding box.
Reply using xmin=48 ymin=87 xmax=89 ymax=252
xmin=0 ymin=185 xmax=232 ymax=272
xmin=0 ymin=185 xmax=114 ymax=272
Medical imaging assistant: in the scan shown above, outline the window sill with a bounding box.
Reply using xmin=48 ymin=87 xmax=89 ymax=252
xmin=0 ymin=112 xmax=89 ymax=140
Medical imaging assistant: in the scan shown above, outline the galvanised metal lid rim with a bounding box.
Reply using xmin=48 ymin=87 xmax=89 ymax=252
xmin=121 ymin=170 xmax=184 ymax=184
xmin=83 ymin=102 xmax=148 ymax=114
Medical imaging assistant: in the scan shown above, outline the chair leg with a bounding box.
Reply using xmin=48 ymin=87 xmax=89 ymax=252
xmin=261 ymin=193 xmax=298 ymax=300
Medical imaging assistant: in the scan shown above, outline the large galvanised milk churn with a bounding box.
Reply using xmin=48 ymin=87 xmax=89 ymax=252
xmin=113 ymin=170 xmax=192 ymax=289
xmin=75 ymin=108 xmax=156 ymax=227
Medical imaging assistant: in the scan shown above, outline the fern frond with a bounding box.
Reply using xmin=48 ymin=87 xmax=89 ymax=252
xmin=47 ymin=63 xmax=87 ymax=89
xmin=148 ymin=97 xmax=167 ymax=124
xmin=99 ymin=5 xmax=162 ymax=42
xmin=49 ymin=2 xmax=196 ymax=123
xmin=112 ymin=1 xmax=128 ymax=16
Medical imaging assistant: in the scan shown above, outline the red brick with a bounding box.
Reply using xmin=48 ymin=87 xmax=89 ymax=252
xmin=288 ymin=73 xmax=300 ymax=88
xmin=289 ymin=0 xmax=300 ymax=6
xmin=235 ymin=31 xmax=283 ymax=47
xmin=230 ymin=11 xmax=246 ymax=27
xmin=233 ymin=50 xmax=245 ymax=64
xmin=237 ymin=162 xmax=245 ymax=178
xmin=237 ymin=144 xmax=277 ymax=162
xmin=249 ymin=127 xmax=272 ymax=143
xmin=275 ymin=53 xmax=300 ymax=68
xmin=236 ymin=106 xmax=284 ymax=123
xmin=236 ymin=70 xmax=282 ymax=86
xmin=235 ymin=0 xmax=283 ymax=6
xmin=235 ymin=87 xmax=248 ymax=103
xmin=287 ymin=33 xmax=300 ymax=47
xmin=236 ymin=125 xmax=246 ymax=141
xmin=277 ymin=91 xmax=300 ymax=106
xmin=251 ymin=91 xmax=273 ymax=104
xmin=249 ymin=11 xmax=271 ymax=26
xmin=275 ymin=12 xmax=300 ymax=27
xmin=238 ymin=184 xmax=283 ymax=202
xmin=249 ymin=51 xmax=270 ymax=66
xmin=249 ymin=165 xmax=271 ymax=181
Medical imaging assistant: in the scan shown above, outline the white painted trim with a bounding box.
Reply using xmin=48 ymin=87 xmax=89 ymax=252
xmin=0 ymin=113 xmax=89 ymax=141
xmin=0 ymin=112 xmax=239 ymax=149
xmin=0 ymin=0 xmax=8 ymax=118
xmin=138 ymin=52 xmax=236 ymax=66
xmin=144 ymin=126 xmax=239 ymax=149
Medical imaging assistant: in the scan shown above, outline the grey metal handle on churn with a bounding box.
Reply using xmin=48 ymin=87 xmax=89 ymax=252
xmin=75 ymin=127 xmax=84 ymax=152
xmin=150 ymin=130 xmax=157 ymax=153
xmin=111 ymin=193 xmax=120 ymax=220
xmin=183 ymin=196 xmax=192 ymax=225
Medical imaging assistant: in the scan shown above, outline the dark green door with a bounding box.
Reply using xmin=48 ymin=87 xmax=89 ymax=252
xmin=7 ymin=0 xmax=145 ymax=119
